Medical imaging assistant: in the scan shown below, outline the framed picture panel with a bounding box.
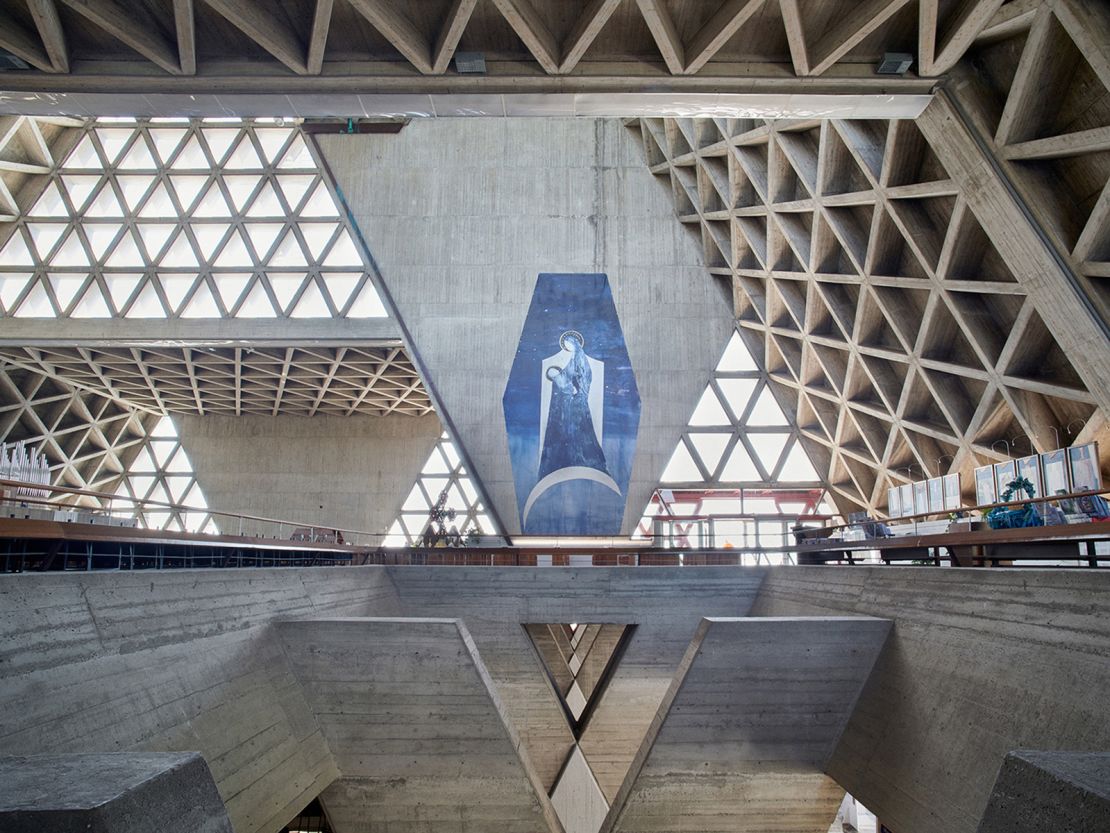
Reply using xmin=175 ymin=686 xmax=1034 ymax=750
xmin=994 ymin=461 xmax=1017 ymax=497
xmin=975 ymin=466 xmax=997 ymax=506
xmin=943 ymin=474 xmax=961 ymax=511
xmin=1068 ymin=443 xmax=1101 ymax=493
xmin=1041 ymin=448 xmax=1069 ymax=497
xmin=887 ymin=487 xmax=900 ymax=518
xmin=927 ymin=477 xmax=944 ymax=512
xmin=1016 ymin=454 xmax=1043 ymax=499
xmin=913 ymin=481 xmax=929 ymax=514
xmin=899 ymin=483 xmax=914 ymax=517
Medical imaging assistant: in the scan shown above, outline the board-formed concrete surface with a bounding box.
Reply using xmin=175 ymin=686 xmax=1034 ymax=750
xmin=602 ymin=616 xmax=891 ymax=833
xmin=0 ymin=568 xmax=400 ymax=833
xmin=2 ymin=565 xmax=1108 ymax=833
xmin=386 ymin=567 xmax=766 ymax=799
xmin=750 ymin=567 xmax=1110 ymax=833
xmin=178 ymin=413 xmax=441 ymax=537
xmin=277 ymin=617 xmax=559 ymax=833
xmin=0 ymin=752 xmax=232 ymax=833
xmin=976 ymin=750 xmax=1110 ymax=833
xmin=318 ymin=119 xmax=734 ymax=536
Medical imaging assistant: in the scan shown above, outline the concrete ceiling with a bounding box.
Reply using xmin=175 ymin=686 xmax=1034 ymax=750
xmin=623 ymin=0 xmax=1110 ymax=513
xmin=0 ymin=0 xmax=1016 ymax=115
xmin=0 ymin=344 xmax=432 ymax=417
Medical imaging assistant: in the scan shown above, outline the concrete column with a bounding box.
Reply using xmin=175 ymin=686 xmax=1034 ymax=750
xmin=317 ymin=119 xmax=733 ymax=535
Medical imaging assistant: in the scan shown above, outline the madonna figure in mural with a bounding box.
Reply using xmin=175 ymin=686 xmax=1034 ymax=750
xmin=539 ymin=331 xmax=608 ymax=479
xmin=503 ymin=273 xmax=640 ymax=535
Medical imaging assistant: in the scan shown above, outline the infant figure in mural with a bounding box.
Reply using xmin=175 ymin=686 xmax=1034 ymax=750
xmin=538 ymin=330 xmax=609 ymax=480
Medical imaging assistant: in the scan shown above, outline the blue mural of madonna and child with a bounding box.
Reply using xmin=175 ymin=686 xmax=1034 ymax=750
xmin=502 ymin=273 xmax=640 ymax=535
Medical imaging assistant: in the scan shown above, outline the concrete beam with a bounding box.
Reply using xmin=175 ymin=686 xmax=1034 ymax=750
xmin=0 ymin=318 xmax=401 ymax=347
xmin=0 ymin=752 xmax=233 ymax=833
xmin=0 ymin=568 xmax=400 ymax=833
xmin=601 ymin=616 xmax=891 ymax=833
xmin=177 ymin=412 xmax=441 ymax=538
xmin=0 ymin=75 xmax=937 ymax=120
xmin=276 ymin=617 xmax=561 ymax=833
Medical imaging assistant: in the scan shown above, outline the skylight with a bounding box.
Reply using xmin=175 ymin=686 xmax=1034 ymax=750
xmin=386 ymin=433 xmax=497 ymax=546
xmin=113 ymin=415 xmax=216 ymax=534
xmin=0 ymin=119 xmax=387 ymax=319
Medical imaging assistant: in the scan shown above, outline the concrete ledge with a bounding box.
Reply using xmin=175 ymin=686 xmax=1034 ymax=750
xmin=0 ymin=752 xmax=233 ymax=833
xmin=977 ymin=750 xmax=1110 ymax=833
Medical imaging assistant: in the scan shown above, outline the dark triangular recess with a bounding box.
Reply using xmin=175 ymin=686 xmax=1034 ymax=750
xmin=829 ymin=120 xmax=887 ymax=183
xmin=943 ymin=205 xmax=1018 ymax=283
xmin=525 ymin=623 xmax=635 ymax=737
xmin=885 ymin=119 xmax=950 ymax=187
xmin=1003 ymin=308 xmax=1087 ymax=392
xmin=920 ymin=296 xmax=986 ymax=371
xmin=886 ymin=193 xmax=955 ymax=272
xmin=822 ymin=121 xmax=874 ymax=196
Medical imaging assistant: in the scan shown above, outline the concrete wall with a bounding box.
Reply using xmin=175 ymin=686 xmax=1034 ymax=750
xmin=603 ymin=616 xmax=890 ymax=833
xmin=318 ymin=119 xmax=733 ymax=535
xmin=0 ymin=568 xmax=400 ymax=833
xmin=750 ymin=567 xmax=1110 ymax=833
xmin=177 ymin=414 xmax=441 ymax=538
xmin=385 ymin=566 xmax=765 ymax=799
xmin=279 ymin=618 xmax=558 ymax=833
xmin=4 ymin=565 xmax=1108 ymax=833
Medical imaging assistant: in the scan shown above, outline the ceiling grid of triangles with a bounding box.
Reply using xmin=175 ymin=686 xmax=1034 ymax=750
xmin=0 ymin=345 xmax=431 ymax=418
xmin=0 ymin=0 xmax=1003 ymax=81
xmin=0 ymin=360 xmax=214 ymax=531
xmin=0 ymin=118 xmax=387 ymax=320
xmin=955 ymin=0 xmax=1110 ymax=327
xmin=628 ymin=111 xmax=1099 ymax=514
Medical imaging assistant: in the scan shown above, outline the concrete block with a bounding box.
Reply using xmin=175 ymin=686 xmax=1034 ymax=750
xmin=977 ymin=750 xmax=1110 ymax=833
xmin=603 ymin=616 xmax=892 ymax=833
xmin=751 ymin=566 xmax=1110 ymax=833
xmin=277 ymin=617 xmax=559 ymax=833
xmin=0 ymin=752 xmax=233 ymax=833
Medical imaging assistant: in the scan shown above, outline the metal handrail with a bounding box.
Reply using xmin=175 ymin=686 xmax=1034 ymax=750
xmin=801 ymin=486 xmax=1110 ymax=538
xmin=0 ymin=477 xmax=400 ymax=548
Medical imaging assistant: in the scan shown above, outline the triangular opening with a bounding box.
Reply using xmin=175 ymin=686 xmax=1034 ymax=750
xmin=388 ymin=433 xmax=496 ymax=546
xmin=524 ymin=623 xmax=635 ymax=737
